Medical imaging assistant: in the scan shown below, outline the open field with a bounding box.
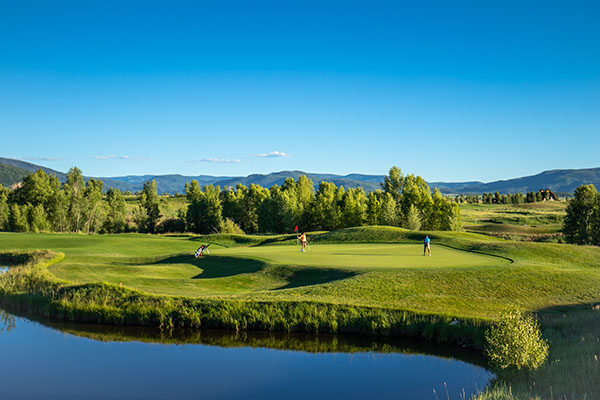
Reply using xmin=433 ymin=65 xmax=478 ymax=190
xmin=460 ymin=201 xmax=566 ymax=242
xmin=0 ymin=227 xmax=599 ymax=398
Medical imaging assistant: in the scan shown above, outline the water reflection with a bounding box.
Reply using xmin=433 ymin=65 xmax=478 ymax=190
xmin=0 ymin=309 xmax=15 ymax=333
xmin=0 ymin=308 xmax=494 ymax=400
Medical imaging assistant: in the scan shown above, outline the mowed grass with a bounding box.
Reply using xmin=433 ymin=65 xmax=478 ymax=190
xmin=1 ymin=228 xmax=598 ymax=320
xmin=0 ymin=233 xmax=505 ymax=298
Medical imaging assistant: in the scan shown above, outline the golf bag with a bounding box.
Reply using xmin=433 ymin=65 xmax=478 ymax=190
xmin=195 ymin=244 xmax=210 ymax=257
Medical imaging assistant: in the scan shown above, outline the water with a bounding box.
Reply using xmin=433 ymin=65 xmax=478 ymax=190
xmin=0 ymin=309 xmax=493 ymax=400
xmin=0 ymin=266 xmax=8 ymax=274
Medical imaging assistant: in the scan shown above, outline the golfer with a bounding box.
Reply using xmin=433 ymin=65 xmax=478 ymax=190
xmin=424 ymin=235 xmax=431 ymax=256
xmin=298 ymin=232 xmax=308 ymax=252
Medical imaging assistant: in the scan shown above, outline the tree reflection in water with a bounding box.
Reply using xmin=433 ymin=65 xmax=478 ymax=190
xmin=0 ymin=309 xmax=16 ymax=334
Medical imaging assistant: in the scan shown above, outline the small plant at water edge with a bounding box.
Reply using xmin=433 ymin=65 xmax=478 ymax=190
xmin=485 ymin=308 xmax=548 ymax=371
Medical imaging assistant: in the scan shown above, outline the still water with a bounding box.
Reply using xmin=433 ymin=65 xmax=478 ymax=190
xmin=0 ymin=308 xmax=493 ymax=400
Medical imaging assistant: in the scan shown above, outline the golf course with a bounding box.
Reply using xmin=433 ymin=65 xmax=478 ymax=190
xmin=1 ymin=223 xmax=599 ymax=398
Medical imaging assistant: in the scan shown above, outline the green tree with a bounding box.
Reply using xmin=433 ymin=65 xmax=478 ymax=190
xmin=404 ymin=204 xmax=422 ymax=231
xmin=138 ymin=180 xmax=161 ymax=233
xmin=341 ymin=187 xmax=367 ymax=228
xmin=381 ymin=166 xmax=404 ymax=202
xmin=258 ymin=185 xmax=298 ymax=233
xmin=365 ymin=191 xmax=382 ymax=225
xmin=64 ymin=167 xmax=86 ymax=232
xmin=379 ymin=193 xmax=399 ymax=226
xmin=185 ymin=183 xmax=223 ymax=234
xmin=83 ymin=178 xmax=105 ymax=233
xmin=0 ymin=185 xmax=9 ymax=230
xmin=12 ymin=169 xmax=55 ymax=207
xmin=401 ymin=174 xmax=432 ymax=227
xmin=26 ymin=203 xmax=49 ymax=232
xmin=311 ymin=181 xmax=342 ymax=230
xmin=236 ymin=184 xmax=268 ymax=233
xmin=295 ymin=175 xmax=315 ymax=229
xmin=563 ymin=184 xmax=599 ymax=245
xmin=8 ymin=203 xmax=28 ymax=232
xmin=104 ymin=188 xmax=127 ymax=233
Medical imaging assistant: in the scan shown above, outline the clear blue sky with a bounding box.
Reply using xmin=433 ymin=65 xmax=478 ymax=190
xmin=1 ymin=1 xmax=598 ymax=182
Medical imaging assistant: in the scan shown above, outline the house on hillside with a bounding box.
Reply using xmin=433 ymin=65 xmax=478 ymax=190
xmin=539 ymin=189 xmax=558 ymax=201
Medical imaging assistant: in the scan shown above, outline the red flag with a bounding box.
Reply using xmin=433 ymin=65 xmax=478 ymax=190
xmin=294 ymin=225 xmax=298 ymax=233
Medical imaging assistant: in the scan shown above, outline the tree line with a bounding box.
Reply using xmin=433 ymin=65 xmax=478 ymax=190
xmin=0 ymin=166 xmax=461 ymax=234
xmin=455 ymin=191 xmax=557 ymax=205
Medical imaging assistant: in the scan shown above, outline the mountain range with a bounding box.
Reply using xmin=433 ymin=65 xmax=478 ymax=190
xmin=1 ymin=157 xmax=599 ymax=196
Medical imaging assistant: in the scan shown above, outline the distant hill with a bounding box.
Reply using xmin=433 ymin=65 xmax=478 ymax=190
xmin=0 ymin=157 xmax=136 ymax=193
xmin=2 ymin=157 xmax=599 ymax=195
xmin=430 ymin=168 xmax=600 ymax=195
xmin=0 ymin=163 xmax=31 ymax=187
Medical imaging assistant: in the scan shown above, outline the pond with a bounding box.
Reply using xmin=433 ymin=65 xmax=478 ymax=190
xmin=0 ymin=308 xmax=493 ymax=400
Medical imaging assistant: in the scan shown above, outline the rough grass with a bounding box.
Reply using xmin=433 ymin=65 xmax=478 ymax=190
xmin=460 ymin=202 xmax=566 ymax=242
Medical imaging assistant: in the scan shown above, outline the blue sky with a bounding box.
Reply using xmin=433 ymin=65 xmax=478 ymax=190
xmin=1 ymin=1 xmax=598 ymax=182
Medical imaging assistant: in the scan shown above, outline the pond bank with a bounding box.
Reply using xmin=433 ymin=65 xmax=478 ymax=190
xmin=0 ymin=250 xmax=489 ymax=350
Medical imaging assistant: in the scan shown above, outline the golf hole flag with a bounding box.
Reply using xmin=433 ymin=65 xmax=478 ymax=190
xmin=294 ymin=225 xmax=298 ymax=233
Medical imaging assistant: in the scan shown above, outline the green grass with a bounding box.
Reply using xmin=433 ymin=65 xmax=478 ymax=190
xmin=0 ymin=227 xmax=599 ymax=398
xmin=460 ymin=202 xmax=566 ymax=242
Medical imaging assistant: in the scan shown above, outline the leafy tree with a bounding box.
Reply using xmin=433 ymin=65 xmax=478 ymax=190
xmin=295 ymin=175 xmax=315 ymax=229
xmin=236 ymin=184 xmax=268 ymax=233
xmin=365 ymin=191 xmax=382 ymax=225
xmin=341 ymin=187 xmax=367 ymax=228
xmin=0 ymin=185 xmax=9 ymax=230
xmin=12 ymin=169 xmax=55 ymax=207
xmin=138 ymin=180 xmax=161 ymax=233
xmin=8 ymin=204 xmax=28 ymax=232
xmin=379 ymin=193 xmax=399 ymax=226
xmin=311 ymin=181 xmax=342 ymax=230
xmin=404 ymin=204 xmax=422 ymax=231
xmin=258 ymin=185 xmax=298 ymax=233
xmin=220 ymin=187 xmax=240 ymax=223
xmin=47 ymin=186 xmax=69 ymax=232
xmin=381 ymin=166 xmax=404 ymax=202
xmin=104 ymin=188 xmax=127 ymax=233
xmin=64 ymin=167 xmax=86 ymax=231
xmin=26 ymin=203 xmax=49 ymax=232
xmin=83 ymin=178 xmax=104 ymax=233
xmin=401 ymin=174 xmax=431 ymax=227
xmin=185 ymin=183 xmax=223 ymax=234
xmin=563 ymin=184 xmax=599 ymax=245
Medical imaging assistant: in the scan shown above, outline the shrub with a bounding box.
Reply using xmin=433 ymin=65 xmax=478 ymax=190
xmin=485 ymin=309 xmax=548 ymax=370
xmin=220 ymin=218 xmax=245 ymax=234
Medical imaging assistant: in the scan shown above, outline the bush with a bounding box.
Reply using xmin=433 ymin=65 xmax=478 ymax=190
xmin=485 ymin=309 xmax=549 ymax=370
xmin=220 ymin=218 xmax=245 ymax=234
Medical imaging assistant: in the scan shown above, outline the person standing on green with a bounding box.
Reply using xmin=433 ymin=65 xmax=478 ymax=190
xmin=424 ymin=235 xmax=431 ymax=256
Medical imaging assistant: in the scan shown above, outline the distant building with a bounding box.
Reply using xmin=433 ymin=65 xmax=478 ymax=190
xmin=10 ymin=182 xmax=23 ymax=190
xmin=539 ymin=189 xmax=558 ymax=201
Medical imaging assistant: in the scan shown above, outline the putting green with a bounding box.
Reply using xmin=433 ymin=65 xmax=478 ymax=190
xmin=217 ymin=243 xmax=508 ymax=270
xmin=0 ymin=233 xmax=507 ymax=298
